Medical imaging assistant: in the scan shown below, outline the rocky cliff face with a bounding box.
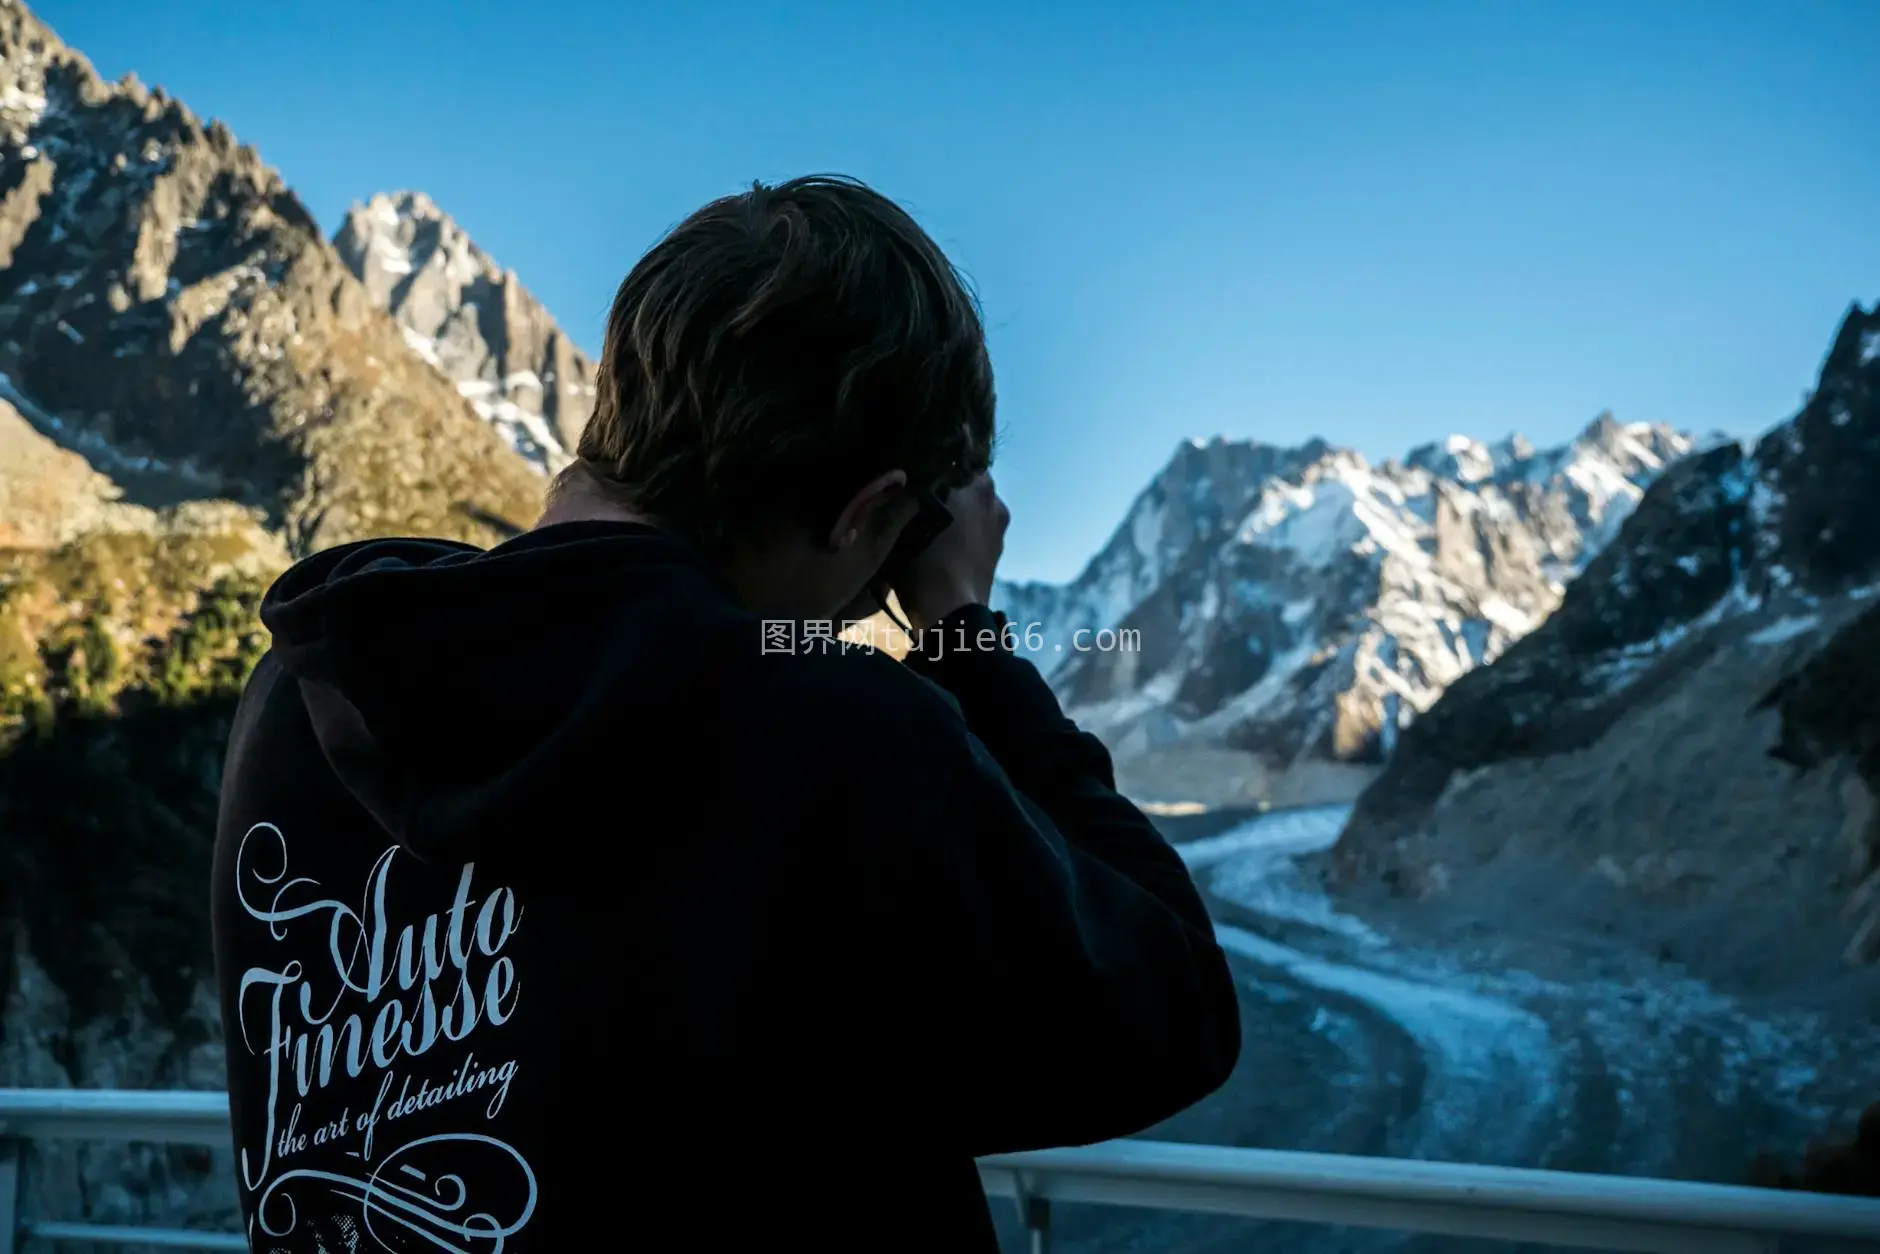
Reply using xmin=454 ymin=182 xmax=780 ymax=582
xmin=1331 ymin=304 xmax=1880 ymax=985
xmin=333 ymin=190 xmax=595 ymax=468
xmin=0 ymin=0 xmax=550 ymax=1232
xmin=995 ymin=417 xmax=1693 ymax=806
xmin=0 ymin=9 xmax=543 ymax=551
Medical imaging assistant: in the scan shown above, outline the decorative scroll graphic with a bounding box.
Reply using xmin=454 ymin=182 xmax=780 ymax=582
xmin=233 ymin=822 xmax=533 ymax=1251
xmin=254 ymin=1133 xmax=536 ymax=1254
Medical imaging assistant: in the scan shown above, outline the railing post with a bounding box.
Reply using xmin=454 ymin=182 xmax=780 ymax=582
xmin=0 ymin=1135 xmax=21 ymax=1254
xmin=1024 ymin=1195 xmax=1051 ymax=1254
xmin=1009 ymin=1172 xmax=1051 ymax=1254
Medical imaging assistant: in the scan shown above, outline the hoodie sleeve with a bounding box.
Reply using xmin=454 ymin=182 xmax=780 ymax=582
xmin=889 ymin=604 xmax=1242 ymax=1157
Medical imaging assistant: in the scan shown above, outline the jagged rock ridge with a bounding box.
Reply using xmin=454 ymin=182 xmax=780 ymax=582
xmin=1331 ymin=303 xmax=1880 ymax=977
xmin=0 ymin=0 xmax=543 ymax=554
xmin=995 ymin=416 xmax=1695 ymax=804
xmin=333 ymin=190 xmax=595 ymax=468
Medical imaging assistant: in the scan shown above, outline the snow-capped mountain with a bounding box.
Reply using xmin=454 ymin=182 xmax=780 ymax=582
xmin=1333 ymin=303 xmax=1880 ymax=969
xmin=333 ymin=190 xmax=596 ymax=469
xmin=994 ymin=415 xmax=1694 ymax=799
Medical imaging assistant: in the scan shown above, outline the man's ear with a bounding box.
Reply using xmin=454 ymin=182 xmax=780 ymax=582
xmin=828 ymin=469 xmax=911 ymax=552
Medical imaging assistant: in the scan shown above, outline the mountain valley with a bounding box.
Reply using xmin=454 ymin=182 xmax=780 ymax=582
xmin=1 ymin=0 xmax=1877 ymax=1242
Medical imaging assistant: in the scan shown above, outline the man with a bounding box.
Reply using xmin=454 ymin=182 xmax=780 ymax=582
xmin=211 ymin=174 xmax=1241 ymax=1252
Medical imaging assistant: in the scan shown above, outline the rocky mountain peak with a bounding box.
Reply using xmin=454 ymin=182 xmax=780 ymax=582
xmin=1575 ymin=411 xmax=1693 ymax=483
xmin=1335 ymin=302 xmax=1880 ymax=900
xmin=1322 ymin=301 xmax=1880 ymax=986
xmin=333 ymin=190 xmax=596 ymax=468
xmin=1751 ymin=303 xmax=1880 ymax=598
xmin=1402 ymin=432 xmax=1502 ymax=483
xmin=995 ymin=416 xmax=1693 ymax=805
xmin=0 ymin=0 xmax=543 ymax=555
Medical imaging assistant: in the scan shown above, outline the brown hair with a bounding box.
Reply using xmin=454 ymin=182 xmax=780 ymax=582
xmin=572 ymin=174 xmax=996 ymax=555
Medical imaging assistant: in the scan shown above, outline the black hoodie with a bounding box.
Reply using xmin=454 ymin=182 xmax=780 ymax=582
xmin=211 ymin=520 xmax=1241 ymax=1253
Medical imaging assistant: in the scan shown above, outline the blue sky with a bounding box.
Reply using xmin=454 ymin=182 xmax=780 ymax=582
xmin=39 ymin=0 xmax=1879 ymax=583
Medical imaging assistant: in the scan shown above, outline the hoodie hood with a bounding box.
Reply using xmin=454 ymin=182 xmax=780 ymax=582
xmin=259 ymin=520 xmax=749 ymax=861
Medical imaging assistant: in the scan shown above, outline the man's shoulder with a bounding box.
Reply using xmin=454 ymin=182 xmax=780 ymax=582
xmin=223 ymin=649 xmax=291 ymax=753
xmin=726 ymin=633 xmax=967 ymax=742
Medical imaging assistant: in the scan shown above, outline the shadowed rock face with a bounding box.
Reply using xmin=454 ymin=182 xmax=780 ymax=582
xmin=1756 ymin=597 xmax=1880 ymax=961
xmin=1332 ymin=302 xmax=1880 ymax=966
xmin=333 ymin=190 xmax=597 ymax=467
xmin=995 ymin=418 xmax=1694 ymax=804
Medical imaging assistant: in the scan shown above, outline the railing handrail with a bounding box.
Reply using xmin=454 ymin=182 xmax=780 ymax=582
xmin=2 ymin=1088 xmax=1879 ymax=1252
xmin=0 ymin=1088 xmax=234 ymax=1148
xmin=985 ymin=1138 xmax=1880 ymax=1231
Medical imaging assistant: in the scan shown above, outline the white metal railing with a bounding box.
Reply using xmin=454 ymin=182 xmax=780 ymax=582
xmin=2 ymin=1089 xmax=1879 ymax=1253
